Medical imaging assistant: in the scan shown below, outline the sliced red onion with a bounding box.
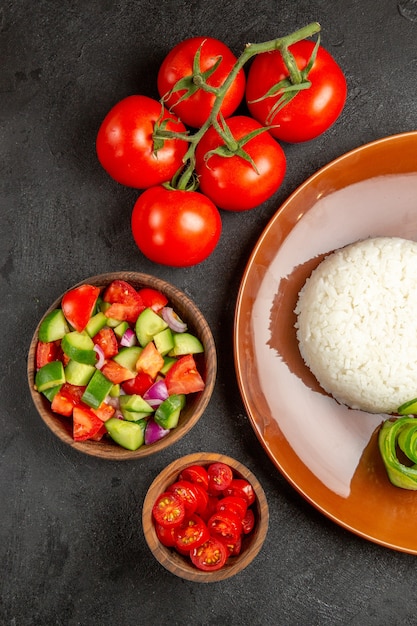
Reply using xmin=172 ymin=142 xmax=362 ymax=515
xmin=105 ymin=395 xmax=120 ymax=409
xmin=93 ymin=344 xmax=106 ymax=369
xmin=145 ymin=419 xmax=170 ymax=445
xmin=161 ymin=307 xmax=187 ymax=333
xmin=120 ymin=327 xmax=137 ymax=347
xmin=143 ymin=379 xmax=169 ymax=408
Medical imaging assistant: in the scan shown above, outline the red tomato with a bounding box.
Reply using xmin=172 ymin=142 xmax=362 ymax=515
xmin=59 ymin=383 xmax=86 ymax=405
xmin=121 ymin=371 xmax=154 ymax=396
xmin=131 ymin=186 xmax=222 ymax=267
xmin=207 ymin=462 xmax=233 ymax=493
xmin=61 ymin=284 xmax=100 ymax=332
xmin=96 ymin=95 xmax=188 ymax=188
xmin=241 ymin=508 xmax=255 ymax=534
xmin=101 ymin=360 xmax=135 ymax=384
xmin=216 ymin=495 xmax=247 ymax=519
xmin=174 ymin=514 xmax=210 ymax=553
xmin=246 ymin=40 xmax=347 ymax=143
xmin=157 ymin=37 xmax=245 ymax=128
xmin=155 ymin=522 xmax=177 ymax=547
xmin=224 ymin=478 xmax=256 ymax=505
xmin=179 ymin=464 xmax=209 ymax=490
xmin=207 ymin=510 xmax=243 ymax=543
xmin=190 ymin=536 xmax=228 ymax=571
xmin=73 ymin=406 xmax=104 ymax=441
xmin=195 ymin=115 xmax=286 ymax=211
xmin=168 ymin=480 xmax=200 ymax=516
xmin=137 ymin=288 xmax=168 ymax=312
xmin=91 ymin=402 xmax=115 ymax=422
xmin=152 ymin=491 xmax=185 ymax=528
xmin=51 ymin=391 xmax=73 ymax=417
xmin=165 ymin=354 xmax=205 ymax=395
xmin=93 ymin=328 xmax=118 ymax=358
xmin=103 ymin=279 xmax=145 ymax=324
xmin=36 ymin=340 xmax=61 ymax=369
xmin=135 ymin=342 xmax=164 ymax=379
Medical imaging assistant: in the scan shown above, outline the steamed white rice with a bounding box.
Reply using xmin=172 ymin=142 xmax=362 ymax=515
xmin=295 ymin=236 xmax=417 ymax=414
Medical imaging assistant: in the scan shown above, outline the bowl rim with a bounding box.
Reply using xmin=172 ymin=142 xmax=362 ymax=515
xmin=27 ymin=272 xmax=217 ymax=460
xmin=142 ymin=452 xmax=269 ymax=582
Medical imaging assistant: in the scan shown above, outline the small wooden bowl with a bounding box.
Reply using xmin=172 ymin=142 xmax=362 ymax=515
xmin=27 ymin=272 xmax=217 ymax=460
xmin=142 ymin=452 xmax=269 ymax=582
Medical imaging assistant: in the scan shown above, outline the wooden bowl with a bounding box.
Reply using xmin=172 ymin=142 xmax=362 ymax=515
xmin=142 ymin=452 xmax=269 ymax=582
xmin=27 ymin=272 xmax=217 ymax=459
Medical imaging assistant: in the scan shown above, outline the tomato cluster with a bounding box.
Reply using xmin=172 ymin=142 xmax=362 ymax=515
xmin=96 ymin=27 xmax=347 ymax=267
xmin=152 ymin=462 xmax=257 ymax=571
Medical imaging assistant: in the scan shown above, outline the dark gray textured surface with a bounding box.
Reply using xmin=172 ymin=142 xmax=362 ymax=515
xmin=1 ymin=1 xmax=417 ymax=624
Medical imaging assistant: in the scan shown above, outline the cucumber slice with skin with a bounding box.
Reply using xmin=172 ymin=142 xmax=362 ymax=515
xmin=61 ymin=331 xmax=97 ymax=365
xmin=153 ymin=327 xmax=175 ymax=356
xmin=119 ymin=394 xmax=153 ymax=414
xmin=168 ymin=332 xmax=204 ymax=356
xmin=81 ymin=369 xmax=114 ymax=409
xmin=35 ymin=361 xmax=66 ymax=392
xmin=85 ymin=312 xmax=108 ymax=337
xmin=64 ymin=360 xmax=96 ymax=386
xmin=113 ymin=346 xmax=142 ymax=372
xmin=155 ymin=394 xmax=186 ymax=429
xmin=135 ymin=308 xmax=168 ymax=347
xmin=38 ymin=309 xmax=69 ymax=342
xmin=105 ymin=417 xmax=145 ymax=451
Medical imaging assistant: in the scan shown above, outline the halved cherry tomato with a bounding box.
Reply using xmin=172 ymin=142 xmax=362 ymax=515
xmin=101 ymin=360 xmax=136 ymax=384
xmin=121 ymin=371 xmax=154 ymax=396
xmin=137 ymin=288 xmax=168 ymax=312
xmin=179 ymin=465 xmax=209 ymax=490
xmin=189 ymin=483 xmax=209 ymax=517
xmin=207 ymin=509 xmax=242 ymax=543
xmin=73 ymin=405 xmax=104 ymax=441
xmin=168 ymin=480 xmax=199 ymax=516
xmin=222 ymin=534 xmax=242 ymax=556
xmin=152 ymin=491 xmax=185 ymax=528
xmin=216 ymin=495 xmax=247 ymax=519
xmin=241 ymin=508 xmax=255 ymax=534
xmin=174 ymin=514 xmax=210 ymax=553
xmin=207 ymin=462 xmax=233 ymax=494
xmin=61 ymin=284 xmax=100 ymax=333
xmin=93 ymin=327 xmax=118 ymax=358
xmin=165 ymin=354 xmax=205 ymax=395
xmin=103 ymin=280 xmax=145 ymax=324
xmin=190 ymin=536 xmax=228 ymax=571
xmin=155 ymin=522 xmax=177 ymax=547
xmin=224 ymin=478 xmax=256 ymax=505
xmin=36 ymin=340 xmax=60 ymax=369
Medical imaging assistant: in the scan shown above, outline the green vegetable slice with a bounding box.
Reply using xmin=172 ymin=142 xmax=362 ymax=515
xmin=378 ymin=417 xmax=417 ymax=490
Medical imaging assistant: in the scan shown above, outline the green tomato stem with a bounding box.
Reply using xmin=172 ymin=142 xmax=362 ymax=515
xmin=157 ymin=21 xmax=321 ymax=190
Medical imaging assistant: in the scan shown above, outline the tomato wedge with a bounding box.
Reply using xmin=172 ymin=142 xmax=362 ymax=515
xmin=137 ymin=287 xmax=168 ymax=312
xmin=93 ymin=327 xmax=118 ymax=358
xmin=103 ymin=279 xmax=145 ymax=323
xmin=61 ymin=284 xmax=100 ymax=332
xmin=73 ymin=405 xmax=104 ymax=441
xmin=101 ymin=360 xmax=136 ymax=384
xmin=165 ymin=354 xmax=205 ymax=395
xmin=190 ymin=537 xmax=228 ymax=571
xmin=36 ymin=340 xmax=61 ymax=369
xmin=152 ymin=491 xmax=185 ymax=528
xmin=121 ymin=371 xmax=154 ymax=395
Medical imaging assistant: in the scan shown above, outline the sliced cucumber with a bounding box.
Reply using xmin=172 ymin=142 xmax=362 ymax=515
xmin=113 ymin=346 xmax=142 ymax=372
xmin=168 ymin=332 xmax=204 ymax=356
xmin=85 ymin=312 xmax=108 ymax=337
xmin=135 ymin=308 xmax=168 ymax=347
xmin=35 ymin=361 xmax=66 ymax=392
xmin=155 ymin=394 xmax=186 ymax=429
xmin=61 ymin=331 xmax=97 ymax=365
xmin=119 ymin=394 xmax=153 ymax=414
xmin=64 ymin=360 xmax=96 ymax=386
xmin=81 ymin=369 xmax=114 ymax=409
xmin=105 ymin=418 xmax=145 ymax=451
xmin=153 ymin=327 xmax=175 ymax=356
xmin=38 ymin=309 xmax=69 ymax=342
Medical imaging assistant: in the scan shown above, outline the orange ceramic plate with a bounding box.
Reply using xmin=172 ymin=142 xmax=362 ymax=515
xmin=234 ymin=132 xmax=417 ymax=554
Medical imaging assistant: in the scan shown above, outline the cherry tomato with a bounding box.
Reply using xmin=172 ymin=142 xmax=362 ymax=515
xmin=241 ymin=508 xmax=255 ymax=534
xmin=207 ymin=462 xmax=233 ymax=494
xmin=131 ymin=186 xmax=222 ymax=267
xmin=61 ymin=284 xmax=100 ymax=333
xmin=168 ymin=480 xmax=200 ymax=515
xmin=207 ymin=510 xmax=243 ymax=543
xmin=246 ymin=40 xmax=347 ymax=143
xmin=96 ymin=95 xmax=188 ymax=188
xmin=195 ymin=115 xmax=286 ymax=211
xmin=216 ymin=495 xmax=247 ymax=519
xmin=157 ymin=37 xmax=245 ymax=128
xmin=179 ymin=465 xmax=209 ymax=490
xmin=152 ymin=491 xmax=185 ymax=528
xmin=174 ymin=514 xmax=210 ymax=553
xmin=155 ymin=523 xmax=177 ymax=548
xmin=165 ymin=354 xmax=205 ymax=395
xmin=190 ymin=536 xmax=228 ymax=571
xmin=224 ymin=478 xmax=256 ymax=506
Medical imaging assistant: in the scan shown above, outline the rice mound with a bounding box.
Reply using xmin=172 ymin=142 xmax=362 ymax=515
xmin=294 ymin=236 xmax=417 ymax=414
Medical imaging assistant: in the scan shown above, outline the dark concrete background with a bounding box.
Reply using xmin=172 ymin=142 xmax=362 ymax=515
xmin=1 ymin=1 xmax=417 ymax=624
